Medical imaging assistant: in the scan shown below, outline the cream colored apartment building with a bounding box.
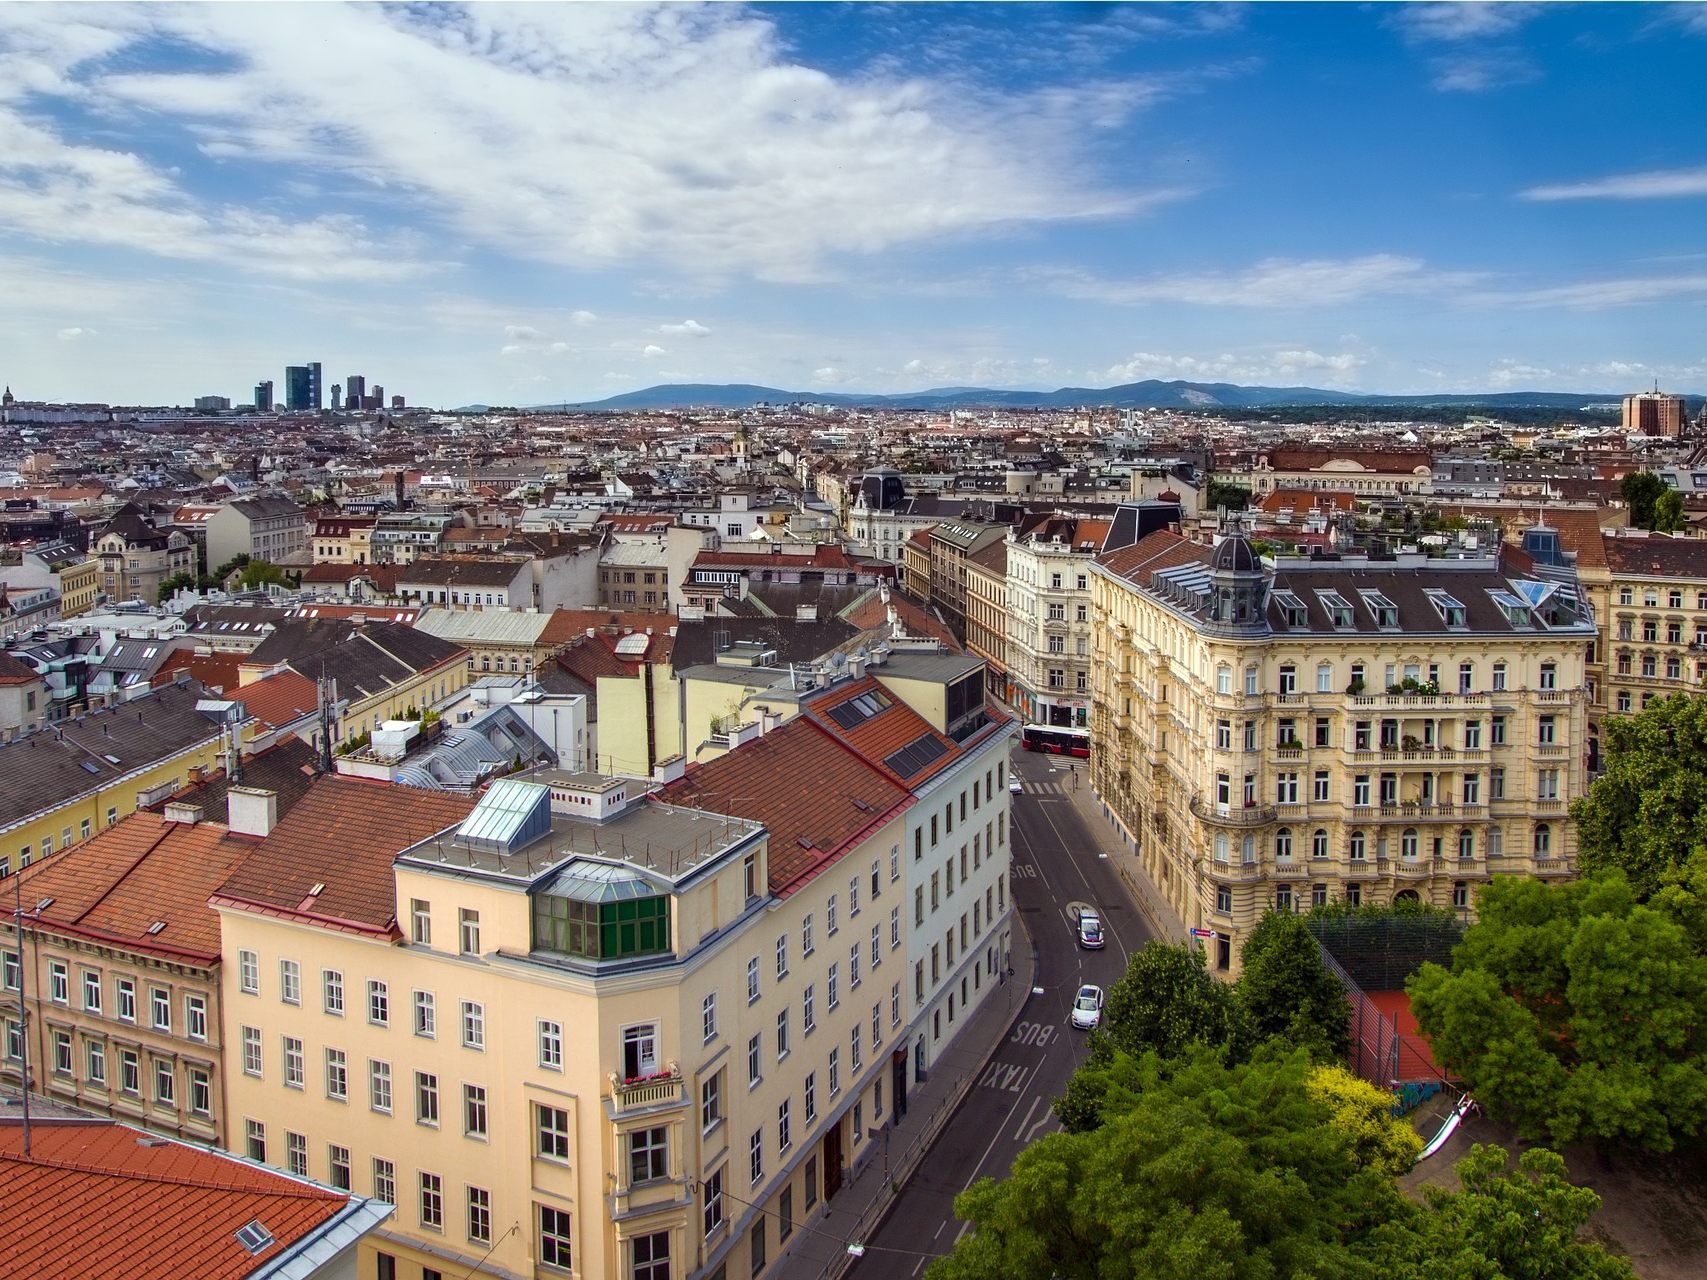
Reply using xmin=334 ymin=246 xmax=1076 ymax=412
xmin=1091 ymin=527 xmax=1594 ymax=972
xmin=214 ymin=759 xmax=918 ymax=1280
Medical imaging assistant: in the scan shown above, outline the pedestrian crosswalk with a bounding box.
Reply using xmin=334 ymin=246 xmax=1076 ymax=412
xmin=1017 ymin=778 xmax=1078 ymax=797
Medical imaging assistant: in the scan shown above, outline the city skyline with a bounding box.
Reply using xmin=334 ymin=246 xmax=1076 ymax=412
xmin=4 ymin=2 xmax=1707 ymax=406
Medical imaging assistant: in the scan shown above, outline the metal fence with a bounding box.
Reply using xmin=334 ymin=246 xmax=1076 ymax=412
xmin=1304 ymin=911 xmax=1462 ymax=990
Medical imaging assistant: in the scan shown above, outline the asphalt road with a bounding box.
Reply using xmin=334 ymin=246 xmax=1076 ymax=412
xmin=857 ymin=747 xmax=1155 ymax=1276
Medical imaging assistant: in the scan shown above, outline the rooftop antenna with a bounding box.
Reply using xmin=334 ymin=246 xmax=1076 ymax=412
xmin=316 ymin=673 xmax=337 ymax=774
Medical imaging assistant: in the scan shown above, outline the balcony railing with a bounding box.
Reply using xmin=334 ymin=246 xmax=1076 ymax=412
xmin=1190 ymin=797 xmax=1277 ymax=826
xmin=1534 ymin=857 xmax=1573 ymax=875
xmin=609 ymin=1066 xmax=684 ymax=1113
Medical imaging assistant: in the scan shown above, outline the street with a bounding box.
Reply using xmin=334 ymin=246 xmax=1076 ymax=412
xmin=856 ymin=747 xmax=1155 ymax=1276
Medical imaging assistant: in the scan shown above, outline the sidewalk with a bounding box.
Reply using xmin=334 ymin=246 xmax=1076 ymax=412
xmin=771 ymin=914 xmax=1039 ymax=1280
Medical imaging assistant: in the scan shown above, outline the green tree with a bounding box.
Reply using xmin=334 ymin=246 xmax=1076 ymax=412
xmin=1407 ymin=873 xmax=1707 ymax=1151
xmin=236 ymin=559 xmax=288 ymax=590
xmin=1238 ymin=912 xmax=1351 ymax=1062
xmin=1654 ymin=487 xmax=1686 ymax=533
xmin=1372 ymin=1145 xmax=1635 ymax=1280
xmin=1619 ymin=470 xmax=1666 ymax=529
xmin=1205 ymin=480 xmax=1251 ymax=512
xmin=156 ymin=571 xmax=196 ymax=603
xmin=1572 ymin=692 xmax=1707 ymax=896
xmin=1099 ymin=941 xmax=1243 ymax=1063
xmin=932 ymin=1050 xmax=1408 ymax=1280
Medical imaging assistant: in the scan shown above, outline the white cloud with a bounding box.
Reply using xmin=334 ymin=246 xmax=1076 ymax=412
xmin=659 ymin=319 xmax=710 ymax=337
xmin=570 ymin=310 xmax=598 ymax=326
xmin=642 ymin=344 xmax=666 ymax=358
xmin=1432 ymin=54 xmax=1540 ymax=93
xmin=812 ymin=366 xmax=854 ymax=385
xmin=1469 ymin=273 xmax=1707 ymax=309
xmin=17 ymin=4 xmax=1151 ymax=285
xmin=57 ymin=326 xmax=96 ymax=341
xmin=1520 ymin=165 xmax=1707 ymax=202
xmin=1390 ymin=4 xmax=1536 ymax=43
xmin=546 ymin=341 xmax=572 ymax=354
xmin=503 ymin=324 xmax=544 ymax=341
xmin=1040 ymin=255 xmax=1478 ymax=307
xmin=1104 ymin=347 xmax=1366 ymax=386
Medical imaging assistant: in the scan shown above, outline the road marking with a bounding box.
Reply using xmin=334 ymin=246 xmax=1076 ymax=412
xmin=1021 ymin=1108 xmax=1053 ymax=1144
xmin=979 ymin=1060 xmax=1029 ymax=1093
xmin=1009 ymin=1095 xmax=1041 ymax=1142
xmin=955 ymin=1222 xmax=972 ymax=1244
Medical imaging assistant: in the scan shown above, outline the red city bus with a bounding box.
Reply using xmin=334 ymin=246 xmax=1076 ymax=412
xmin=1021 ymin=724 xmax=1089 ymax=758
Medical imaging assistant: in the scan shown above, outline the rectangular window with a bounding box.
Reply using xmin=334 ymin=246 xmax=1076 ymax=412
xmin=87 ymin=1040 xmax=106 ymax=1084
xmin=459 ymin=908 xmax=481 ymax=956
xmin=703 ymin=991 xmax=718 ymax=1043
xmin=537 ymin=1104 xmax=570 ymax=1160
xmin=286 ymin=1131 xmax=308 ymax=1177
xmin=373 ymin=1157 xmax=396 ymax=1205
xmin=465 ymin=1186 xmax=491 ymax=1245
xmin=241 ymin=1026 xmax=262 ymax=1077
xmin=413 ymin=990 xmax=435 ymax=1037
xmin=890 ymin=905 xmax=901 ymax=949
xmin=370 ymin=1060 xmax=393 ymax=1112
xmin=420 ymin=1172 xmax=444 ymax=1230
xmin=283 ymin=1036 xmax=305 ymax=1089
xmin=322 ymin=969 xmax=343 ymax=1016
xmin=829 ymin=1046 xmax=841 ymax=1096
xmin=461 ymin=1001 xmax=485 ymax=1049
xmin=326 ymin=1048 xmax=347 ymax=1101
xmin=747 ymin=956 xmax=761 ymax=1004
xmin=630 ymin=1125 xmax=668 ymax=1184
xmin=416 ymin=1071 xmax=439 ymax=1125
xmin=702 ymin=1071 xmax=723 ymax=1132
xmin=81 ymin=969 xmax=102 ymax=1013
xmin=776 ymin=934 xmax=788 ymax=980
xmin=778 ymin=1097 xmax=792 ymax=1153
xmin=777 ymin=1007 xmax=790 ymax=1060
xmin=238 ymin=951 xmax=258 ymax=994
xmin=185 ymin=994 xmax=207 ymax=1041
xmin=189 ymin=1067 xmax=210 ymax=1116
xmin=539 ymin=1020 xmax=563 ymax=1069
xmin=49 ymin=961 xmax=67 ymax=1004
xmin=828 ymin=962 xmax=840 ymax=1010
xmin=541 ymin=1206 xmax=573 ymax=1271
xmin=749 ymin=1127 xmax=763 ymax=1185
xmin=411 ymin=899 xmax=431 ymax=945
xmin=279 ymin=959 xmax=300 ymax=1005
xmin=747 ymin=1034 xmax=762 ymax=1087
xmin=150 ymin=985 xmax=171 ymax=1031
xmin=329 ymin=1145 xmax=352 ymax=1191
xmin=464 ymin=1083 xmax=488 ymax=1137
xmin=368 ymin=980 xmax=389 ymax=1026
xmin=245 ymin=1119 xmax=265 ymax=1163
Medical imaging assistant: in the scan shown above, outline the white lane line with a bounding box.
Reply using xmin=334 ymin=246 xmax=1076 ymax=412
xmin=1008 ymin=1095 xmax=1041 ymax=1143
xmin=1022 ymin=1109 xmax=1054 ymax=1144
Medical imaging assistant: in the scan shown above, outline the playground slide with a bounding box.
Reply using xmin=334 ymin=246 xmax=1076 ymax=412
xmin=1417 ymin=1095 xmax=1475 ymax=1162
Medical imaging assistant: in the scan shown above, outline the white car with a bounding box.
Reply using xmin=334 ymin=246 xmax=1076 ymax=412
xmin=1071 ymin=984 xmax=1104 ymax=1030
xmin=1009 ymin=777 xmax=1023 ymax=794
xmin=1077 ymin=911 xmax=1105 ymax=950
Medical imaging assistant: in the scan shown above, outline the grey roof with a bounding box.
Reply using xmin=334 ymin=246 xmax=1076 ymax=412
xmin=281 ymin=622 xmax=467 ymax=699
xmin=670 ymin=616 xmax=859 ymax=672
xmin=537 ymin=857 xmax=658 ymax=904
xmin=0 ymin=680 xmax=226 ymax=831
xmin=413 ymin=608 xmax=552 ymax=646
xmin=227 ymin=495 xmax=305 ymax=521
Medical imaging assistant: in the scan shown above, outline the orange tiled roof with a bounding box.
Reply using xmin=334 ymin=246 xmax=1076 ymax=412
xmin=14 ymin=812 xmax=250 ymax=963
xmin=153 ymin=650 xmax=246 ymax=694
xmin=0 ymin=1119 xmax=352 ymax=1279
xmin=807 ymin=676 xmax=960 ymax=786
xmin=540 ymin=609 xmax=678 ymax=661
xmin=213 ymin=777 xmax=476 ymax=936
xmin=1097 ymin=529 xmax=1207 ymax=585
xmin=666 ymin=718 xmax=912 ymax=896
xmin=235 ymin=668 xmax=320 ymax=729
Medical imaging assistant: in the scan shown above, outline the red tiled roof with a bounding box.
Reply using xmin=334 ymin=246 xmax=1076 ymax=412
xmin=1256 ymin=488 xmax=1358 ymax=515
xmin=689 ymin=544 xmax=861 ymax=572
xmin=1097 ymin=529 xmax=1207 ymax=585
xmin=0 ymin=651 xmax=41 ymax=686
xmin=539 ymin=609 xmax=677 ymax=655
xmin=300 ymin=563 xmax=403 ymax=591
xmin=666 ymin=718 xmax=912 ymax=896
xmin=233 ymin=669 xmax=320 ymax=729
xmin=1264 ymin=449 xmax=1431 ymax=473
xmin=153 ymin=650 xmax=245 ymax=694
xmin=213 ymin=778 xmax=476 ymax=936
xmin=838 ymin=590 xmax=958 ymax=650
xmin=1601 ymin=531 xmax=1707 ymax=578
xmin=14 ymin=812 xmax=251 ymax=963
xmin=0 ymin=1119 xmax=352 ymax=1280
xmin=805 ymin=677 xmax=960 ymax=786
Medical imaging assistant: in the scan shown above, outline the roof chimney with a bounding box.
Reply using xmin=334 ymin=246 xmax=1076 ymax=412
xmin=227 ymin=786 xmax=278 ymax=839
xmin=163 ymin=802 xmax=203 ymax=826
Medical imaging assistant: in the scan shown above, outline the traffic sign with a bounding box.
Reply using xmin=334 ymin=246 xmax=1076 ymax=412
xmin=1189 ymin=927 xmax=1217 ymax=940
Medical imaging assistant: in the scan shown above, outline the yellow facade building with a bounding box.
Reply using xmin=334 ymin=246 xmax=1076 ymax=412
xmin=1092 ymin=527 xmax=1594 ymax=972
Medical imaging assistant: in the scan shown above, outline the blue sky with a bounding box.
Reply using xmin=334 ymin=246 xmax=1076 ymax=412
xmin=2 ymin=1 xmax=1705 ymax=406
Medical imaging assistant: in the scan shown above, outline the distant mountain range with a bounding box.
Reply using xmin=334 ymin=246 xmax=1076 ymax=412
xmin=523 ymin=380 xmax=1629 ymax=412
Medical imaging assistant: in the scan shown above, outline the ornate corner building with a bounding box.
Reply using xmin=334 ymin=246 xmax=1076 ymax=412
xmin=1090 ymin=524 xmax=1595 ymax=974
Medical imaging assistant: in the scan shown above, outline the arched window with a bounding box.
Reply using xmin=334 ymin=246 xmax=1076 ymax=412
xmin=1274 ymin=828 xmax=1293 ymax=860
xmin=1312 ymin=828 xmax=1329 ymax=859
xmin=1394 ymin=889 xmax=1420 ymax=903
xmin=1534 ymin=823 xmax=1552 ymax=855
xmin=1452 ymin=881 xmax=1469 ymax=908
xmin=1216 ymin=665 xmax=1232 ymax=695
xmin=1400 ymin=828 xmax=1419 ymax=859
xmin=1349 ymin=830 xmax=1366 ymax=861
xmin=1457 ymin=828 xmax=1474 ymax=859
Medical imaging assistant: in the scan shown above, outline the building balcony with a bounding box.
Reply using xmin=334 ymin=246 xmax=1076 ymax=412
xmin=1534 ymin=857 xmax=1573 ymax=876
xmin=1392 ymin=859 xmax=1435 ymax=879
xmin=1534 ymin=690 xmax=1573 ymax=703
xmin=1190 ymin=797 xmax=1277 ymax=826
xmin=608 ymin=1066 xmax=685 ymax=1114
xmin=1207 ymin=860 xmax=1266 ymax=881
xmin=1351 ymin=691 xmax=1489 ymax=711
xmin=1532 ymin=798 xmax=1566 ymax=814
xmin=1535 ymin=744 xmax=1568 ymax=757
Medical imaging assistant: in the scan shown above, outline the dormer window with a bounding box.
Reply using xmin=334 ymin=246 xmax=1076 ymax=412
xmin=1423 ymin=589 xmax=1466 ymax=629
xmin=1273 ymin=591 xmax=1307 ymax=628
xmin=1359 ymin=591 xmax=1400 ymax=630
xmin=1489 ymin=590 xmax=1532 ymax=629
xmin=1318 ymin=590 xmax=1355 ymax=630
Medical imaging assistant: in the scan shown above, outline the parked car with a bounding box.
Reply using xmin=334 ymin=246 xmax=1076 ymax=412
xmin=1009 ymin=776 xmax=1024 ymax=794
xmin=1077 ymin=910 xmax=1104 ymax=950
xmin=1071 ymin=983 xmax=1104 ymax=1030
